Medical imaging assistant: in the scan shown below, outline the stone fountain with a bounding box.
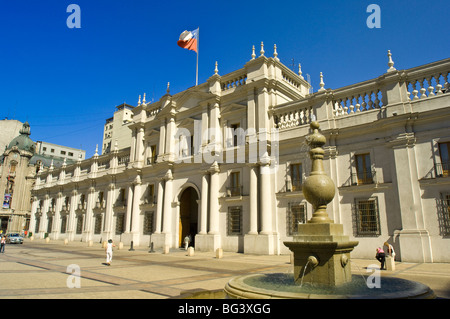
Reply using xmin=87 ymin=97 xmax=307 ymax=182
xmin=223 ymin=121 xmax=436 ymax=299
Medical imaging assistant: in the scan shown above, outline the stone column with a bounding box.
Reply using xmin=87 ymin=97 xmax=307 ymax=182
xmin=29 ymin=197 xmax=39 ymax=236
xmin=248 ymin=165 xmax=258 ymax=235
xmin=165 ymin=117 xmax=176 ymax=162
xmin=162 ymin=169 xmax=173 ymax=248
xmin=125 ymin=185 xmax=133 ymax=232
xmin=51 ymin=192 xmax=63 ymax=240
xmin=208 ymin=162 xmax=220 ymax=235
xmin=130 ymin=175 xmax=142 ymax=246
xmin=134 ymin=126 xmax=145 ymax=167
xmin=259 ymin=155 xmax=272 ymax=235
xmin=199 ymin=172 xmax=209 ymax=234
xmin=67 ymin=190 xmax=77 ymax=241
xmin=103 ymin=183 xmax=115 ymax=240
xmin=154 ymin=179 xmax=164 ymax=234
xmin=39 ymin=195 xmax=50 ymax=238
xmin=157 ymin=120 xmax=166 ymax=162
xmin=83 ymin=187 xmax=95 ymax=242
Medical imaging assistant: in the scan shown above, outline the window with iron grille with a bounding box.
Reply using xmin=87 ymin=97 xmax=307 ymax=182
xmin=115 ymin=213 xmax=125 ymax=235
xmin=354 ymin=197 xmax=381 ymax=236
xmin=143 ymin=211 xmax=154 ymax=235
xmin=76 ymin=215 xmax=83 ymax=234
xmin=228 ymin=206 xmax=242 ymax=235
xmin=94 ymin=214 xmax=102 ymax=234
xmin=287 ymin=202 xmax=307 ymax=235
xmin=60 ymin=215 xmax=67 ymax=233
xmin=438 ymin=193 xmax=450 ymax=237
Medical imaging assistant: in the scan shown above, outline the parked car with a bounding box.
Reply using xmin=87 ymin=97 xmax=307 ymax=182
xmin=6 ymin=233 xmax=24 ymax=244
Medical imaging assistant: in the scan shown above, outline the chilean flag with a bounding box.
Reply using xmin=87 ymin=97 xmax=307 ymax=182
xmin=177 ymin=28 xmax=199 ymax=53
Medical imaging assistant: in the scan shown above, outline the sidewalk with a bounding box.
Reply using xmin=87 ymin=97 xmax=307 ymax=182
xmin=0 ymin=239 xmax=449 ymax=299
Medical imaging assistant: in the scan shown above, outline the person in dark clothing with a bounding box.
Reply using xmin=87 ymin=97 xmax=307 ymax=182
xmin=376 ymin=247 xmax=386 ymax=270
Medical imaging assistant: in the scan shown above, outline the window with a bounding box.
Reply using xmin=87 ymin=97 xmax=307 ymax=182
xmin=230 ymin=123 xmax=240 ymax=147
xmin=147 ymin=184 xmax=155 ymax=204
xmin=355 ymin=153 xmax=374 ymax=185
xmin=51 ymin=149 xmax=55 ymax=153
xmin=288 ymin=202 xmax=307 ymax=235
xmin=60 ymin=215 xmax=67 ymax=233
xmin=61 ymin=150 xmax=66 ymax=155
xmin=354 ymin=197 xmax=380 ymax=236
xmin=115 ymin=213 xmax=125 ymax=235
xmin=143 ymin=211 xmax=154 ymax=235
xmin=68 ymin=152 xmax=74 ymax=157
xmin=438 ymin=193 xmax=450 ymax=236
xmin=228 ymin=206 xmax=242 ymax=235
xmin=438 ymin=142 xmax=450 ymax=177
xmin=290 ymin=163 xmax=302 ymax=191
xmin=147 ymin=145 xmax=157 ymax=164
xmin=228 ymin=172 xmax=241 ymax=196
xmin=47 ymin=217 xmax=53 ymax=234
xmin=94 ymin=214 xmax=102 ymax=234
xmin=75 ymin=215 xmax=83 ymax=234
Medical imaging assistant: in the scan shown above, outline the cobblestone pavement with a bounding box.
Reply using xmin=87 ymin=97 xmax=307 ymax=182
xmin=1 ymin=239 xmax=449 ymax=299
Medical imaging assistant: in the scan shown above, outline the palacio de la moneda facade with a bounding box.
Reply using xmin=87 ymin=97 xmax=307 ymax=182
xmin=25 ymin=45 xmax=450 ymax=263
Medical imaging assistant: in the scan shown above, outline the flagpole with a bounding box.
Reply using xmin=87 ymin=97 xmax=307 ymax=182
xmin=196 ymin=27 xmax=199 ymax=86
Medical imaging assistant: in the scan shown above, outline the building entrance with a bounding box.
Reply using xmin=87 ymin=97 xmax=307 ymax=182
xmin=178 ymin=187 xmax=198 ymax=248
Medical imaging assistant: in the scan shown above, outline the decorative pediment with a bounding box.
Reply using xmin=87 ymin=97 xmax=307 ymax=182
xmin=220 ymin=102 xmax=247 ymax=114
xmin=174 ymin=89 xmax=213 ymax=112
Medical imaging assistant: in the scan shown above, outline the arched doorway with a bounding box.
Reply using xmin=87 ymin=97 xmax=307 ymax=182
xmin=179 ymin=187 xmax=199 ymax=248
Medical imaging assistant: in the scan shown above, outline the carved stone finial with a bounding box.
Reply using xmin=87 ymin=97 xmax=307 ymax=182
xmin=251 ymin=45 xmax=256 ymax=60
xmin=298 ymin=63 xmax=304 ymax=80
xmin=273 ymin=44 xmax=279 ymax=61
xmin=260 ymin=41 xmax=265 ymax=56
xmin=318 ymin=72 xmax=325 ymax=91
xmin=214 ymin=61 xmax=218 ymax=75
xmin=387 ymin=50 xmax=396 ymax=72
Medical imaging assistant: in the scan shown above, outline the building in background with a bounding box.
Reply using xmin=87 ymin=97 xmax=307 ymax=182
xmin=35 ymin=141 xmax=85 ymax=162
xmin=102 ymin=103 xmax=134 ymax=154
xmin=0 ymin=119 xmax=23 ymax=154
xmin=0 ymin=122 xmax=87 ymax=234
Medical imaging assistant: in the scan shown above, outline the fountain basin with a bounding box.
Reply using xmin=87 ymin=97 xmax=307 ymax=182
xmin=224 ymin=273 xmax=436 ymax=299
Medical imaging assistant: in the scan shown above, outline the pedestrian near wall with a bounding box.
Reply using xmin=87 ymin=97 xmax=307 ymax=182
xmin=0 ymin=236 xmax=5 ymax=253
xmin=376 ymin=247 xmax=386 ymax=270
xmin=105 ymin=239 xmax=115 ymax=266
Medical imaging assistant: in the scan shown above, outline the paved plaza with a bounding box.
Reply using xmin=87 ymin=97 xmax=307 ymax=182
xmin=0 ymin=239 xmax=449 ymax=299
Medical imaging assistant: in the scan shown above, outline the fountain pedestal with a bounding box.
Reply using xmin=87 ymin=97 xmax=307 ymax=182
xmin=222 ymin=120 xmax=435 ymax=299
xmin=284 ymin=223 xmax=358 ymax=286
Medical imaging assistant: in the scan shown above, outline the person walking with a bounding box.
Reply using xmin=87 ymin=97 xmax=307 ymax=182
xmin=376 ymin=247 xmax=386 ymax=270
xmin=184 ymin=234 xmax=190 ymax=250
xmin=105 ymin=239 xmax=115 ymax=266
xmin=0 ymin=236 xmax=6 ymax=253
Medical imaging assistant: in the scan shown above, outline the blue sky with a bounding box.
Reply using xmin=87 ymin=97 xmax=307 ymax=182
xmin=1 ymin=0 xmax=449 ymax=158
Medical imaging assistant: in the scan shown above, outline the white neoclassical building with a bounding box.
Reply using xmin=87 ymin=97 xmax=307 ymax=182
xmin=30 ymin=45 xmax=450 ymax=262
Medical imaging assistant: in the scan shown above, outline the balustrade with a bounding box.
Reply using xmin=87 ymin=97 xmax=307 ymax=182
xmin=333 ymin=90 xmax=383 ymax=117
xmin=407 ymin=71 xmax=449 ymax=100
xmin=221 ymin=74 xmax=247 ymax=91
xmin=274 ymin=106 xmax=313 ymax=130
